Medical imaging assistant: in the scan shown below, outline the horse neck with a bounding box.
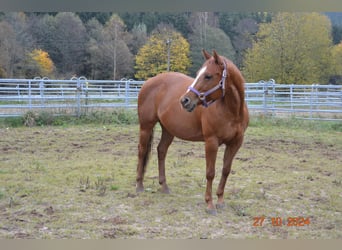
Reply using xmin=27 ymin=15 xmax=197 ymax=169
xmin=222 ymin=63 xmax=246 ymax=117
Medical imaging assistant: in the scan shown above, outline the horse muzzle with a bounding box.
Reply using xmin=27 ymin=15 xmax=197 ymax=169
xmin=180 ymin=96 xmax=197 ymax=112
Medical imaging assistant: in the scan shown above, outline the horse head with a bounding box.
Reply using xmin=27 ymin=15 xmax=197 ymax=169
xmin=180 ymin=49 xmax=227 ymax=112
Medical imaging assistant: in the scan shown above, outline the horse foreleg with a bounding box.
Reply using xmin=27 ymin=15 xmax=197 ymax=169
xmin=157 ymin=126 xmax=174 ymax=194
xmin=216 ymin=136 xmax=243 ymax=208
xmin=204 ymin=137 xmax=219 ymax=214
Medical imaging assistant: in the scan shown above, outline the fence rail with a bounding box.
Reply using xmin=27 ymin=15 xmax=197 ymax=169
xmin=1 ymin=78 xmax=341 ymax=121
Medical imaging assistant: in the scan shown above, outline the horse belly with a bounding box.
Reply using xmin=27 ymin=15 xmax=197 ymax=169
xmin=165 ymin=124 xmax=204 ymax=141
xmin=158 ymin=105 xmax=204 ymax=141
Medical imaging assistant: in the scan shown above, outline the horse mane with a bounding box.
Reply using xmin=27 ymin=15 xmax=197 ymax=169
xmin=222 ymin=57 xmax=246 ymax=118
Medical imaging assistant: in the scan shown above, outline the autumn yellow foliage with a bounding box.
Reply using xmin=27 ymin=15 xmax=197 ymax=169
xmin=135 ymin=27 xmax=190 ymax=80
xmin=28 ymin=49 xmax=55 ymax=76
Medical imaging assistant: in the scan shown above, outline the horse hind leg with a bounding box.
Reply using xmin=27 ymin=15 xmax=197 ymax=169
xmin=157 ymin=125 xmax=174 ymax=194
xmin=136 ymin=126 xmax=155 ymax=193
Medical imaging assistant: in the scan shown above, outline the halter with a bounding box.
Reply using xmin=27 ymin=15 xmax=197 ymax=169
xmin=188 ymin=62 xmax=227 ymax=107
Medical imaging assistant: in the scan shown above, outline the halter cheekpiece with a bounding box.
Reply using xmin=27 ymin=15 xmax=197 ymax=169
xmin=188 ymin=62 xmax=227 ymax=107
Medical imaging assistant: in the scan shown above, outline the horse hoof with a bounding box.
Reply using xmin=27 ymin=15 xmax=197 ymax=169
xmin=216 ymin=203 xmax=225 ymax=210
xmin=206 ymin=208 xmax=217 ymax=216
xmin=136 ymin=186 xmax=144 ymax=193
xmin=160 ymin=188 xmax=170 ymax=194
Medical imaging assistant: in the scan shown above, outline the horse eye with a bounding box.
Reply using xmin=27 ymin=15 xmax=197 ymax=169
xmin=204 ymin=75 xmax=212 ymax=80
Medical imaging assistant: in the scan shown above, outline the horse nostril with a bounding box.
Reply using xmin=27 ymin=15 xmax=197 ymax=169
xmin=181 ymin=97 xmax=190 ymax=106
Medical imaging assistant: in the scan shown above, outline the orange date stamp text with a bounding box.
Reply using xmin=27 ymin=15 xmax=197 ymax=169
xmin=253 ymin=217 xmax=310 ymax=227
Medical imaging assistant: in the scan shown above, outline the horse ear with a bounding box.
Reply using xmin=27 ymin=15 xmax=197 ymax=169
xmin=202 ymin=49 xmax=211 ymax=60
xmin=212 ymin=50 xmax=223 ymax=66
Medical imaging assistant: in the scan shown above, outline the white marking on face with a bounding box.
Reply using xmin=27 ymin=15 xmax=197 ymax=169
xmin=186 ymin=66 xmax=207 ymax=93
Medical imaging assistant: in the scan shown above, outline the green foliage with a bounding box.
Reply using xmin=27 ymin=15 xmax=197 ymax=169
xmin=218 ymin=12 xmax=272 ymax=37
xmin=134 ymin=24 xmax=190 ymax=80
xmin=120 ymin=12 xmax=191 ymax=36
xmin=332 ymin=25 xmax=342 ymax=44
xmin=249 ymin=114 xmax=342 ymax=132
xmin=3 ymin=110 xmax=341 ymax=133
xmin=331 ymin=42 xmax=342 ymax=76
xmin=77 ymin=12 xmax=112 ymax=25
xmin=1 ymin=116 xmax=23 ymax=127
xmin=0 ymin=109 xmax=139 ymax=128
xmin=243 ymin=13 xmax=334 ymax=84
xmin=81 ymin=110 xmax=138 ymax=125
xmin=188 ymin=26 xmax=236 ymax=76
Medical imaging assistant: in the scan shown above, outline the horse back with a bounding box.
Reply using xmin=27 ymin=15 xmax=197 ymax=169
xmin=139 ymin=72 xmax=195 ymax=105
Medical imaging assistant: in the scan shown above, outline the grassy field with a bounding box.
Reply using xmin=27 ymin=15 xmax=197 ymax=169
xmin=0 ymin=113 xmax=341 ymax=239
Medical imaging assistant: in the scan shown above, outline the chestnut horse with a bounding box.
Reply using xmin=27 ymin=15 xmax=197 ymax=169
xmin=136 ymin=49 xmax=249 ymax=214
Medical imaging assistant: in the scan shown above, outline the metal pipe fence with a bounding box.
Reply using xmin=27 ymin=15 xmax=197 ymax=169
xmin=245 ymin=79 xmax=342 ymax=121
xmin=0 ymin=78 xmax=144 ymax=117
xmin=0 ymin=78 xmax=341 ymax=121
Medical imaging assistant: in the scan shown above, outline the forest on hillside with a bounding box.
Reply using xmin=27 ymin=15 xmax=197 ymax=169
xmin=0 ymin=12 xmax=342 ymax=84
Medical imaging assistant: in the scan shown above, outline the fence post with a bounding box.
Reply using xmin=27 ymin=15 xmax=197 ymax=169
xmin=310 ymin=84 xmax=316 ymax=120
xmin=125 ymin=80 xmax=129 ymax=107
xmin=16 ymin=84 xmax=20 ymax=98
xmin=39 ymin=80 xmax=45 ymax=106
xmin=28 ymin=80 xmax=32 ymax=110
xmin=76 ymin=78 xmax=81 ymax=117
xmin=290 ymin=84 xmax=294 ymax=115
xmin=80 ymin=76 xmax=88 ymax=115
xmin=261 ymin=80 xmax=267 ymax=115
xmin=270 ymin=79 xmax=275 ymax=116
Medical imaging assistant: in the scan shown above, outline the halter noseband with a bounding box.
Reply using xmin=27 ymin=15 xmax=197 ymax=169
xmin=188 ymin=62 xmax=227 ymax=108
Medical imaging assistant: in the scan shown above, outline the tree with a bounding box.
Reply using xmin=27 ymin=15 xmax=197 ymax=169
xmin=53 ymin=12 xmax=88 ymax=76
xmin=85 ymin=14 xmax=134 ymax=80
xmin=76 ymin=12 xmax=111 ymax=25
xmin=188 ymin=25 xmax=235 ymax=76
xmin=0 ymin=21 xmax=16 ymax=77
xmin=29 ymin=13 xmax=88 ymax=77
xmin=243 ymin=12 xmax=334 ymax=84
xmin=85 ymin=18 xmax=106 ymax=79
xmin=1 ymin=12 xmax=34 ymax=77
xmin=332 ymin=25 xmax=342 ymax=44
xmin=231 ymin=18 xmax=259 ymax=68
xmin=24 ymin=49 xmax=55 ymax=78
xmin=101 ymin=14 xmax=134 ymax=79
xmin=157 ymin=12 xmax=191 ymax=37
xmin=331 ymin=42 xmax=342 ymax=76
xmin=28 ymin=14 xmax=58 ymax=67
xmin=217 ymin=12 xmax=272 ymax=68
xmin=119 ymin=12 xmax=160 ymax=34
xmin=134 ymin=24 xmax=190 ymax=80
xmin=128 ymin=23 xmax=148 ymax=55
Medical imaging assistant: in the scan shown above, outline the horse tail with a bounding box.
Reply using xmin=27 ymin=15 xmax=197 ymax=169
xmin=142 ymin=128 xmax=154 ymax=174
